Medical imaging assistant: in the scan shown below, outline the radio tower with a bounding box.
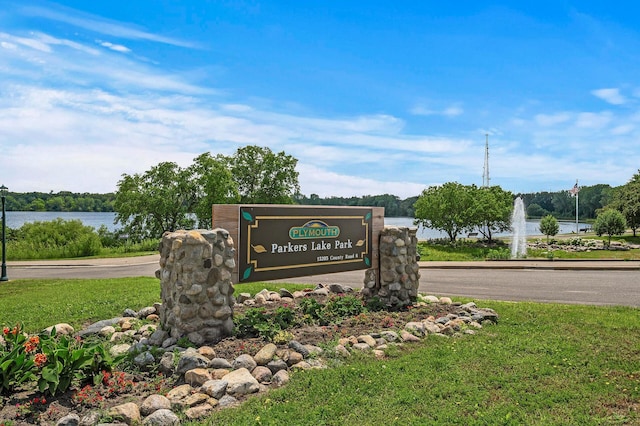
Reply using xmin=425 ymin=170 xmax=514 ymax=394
xmin=482 ymin=134 xmax=490 ymax=187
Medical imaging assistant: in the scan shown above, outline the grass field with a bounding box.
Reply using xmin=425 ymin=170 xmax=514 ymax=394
xmin=201 ymin=300 xmax=640 ymax=425
xmin=2 ymin=278 xmax=639 ymax=425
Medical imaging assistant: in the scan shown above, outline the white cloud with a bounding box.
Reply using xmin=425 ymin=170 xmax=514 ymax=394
xmin=591 ymin=88 xmax=627 ymax=105
xmin=410 ymin=104 xmax=463 ymax=117
xmin=575 ymin=111 xmax=612 ymax=129
xmin=19 ymin=4 xmax=196 ymax=48
xmin=99 ymin=41 xmax=131 ymax=53
xmin=535 ymin=112 xmax=571 ymax=126
xmin=298 ymin=164 xmax=426 ymax=198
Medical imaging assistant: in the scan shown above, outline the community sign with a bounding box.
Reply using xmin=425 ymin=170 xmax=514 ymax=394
xmin=237 ymin=206 xmax=373 ymax=282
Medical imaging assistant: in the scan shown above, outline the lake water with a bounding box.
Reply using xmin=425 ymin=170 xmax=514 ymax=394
xmin=4 ymin=211 xmax=587 ymax=239
xmin=384 ymin=217 xmax=589 ymax=239
xmin=5 ymin=211 xmax=118 ymax=231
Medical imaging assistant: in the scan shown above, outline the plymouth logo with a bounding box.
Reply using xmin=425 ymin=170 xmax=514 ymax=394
xmin=289 ymin=220 xmax=340 ymax=239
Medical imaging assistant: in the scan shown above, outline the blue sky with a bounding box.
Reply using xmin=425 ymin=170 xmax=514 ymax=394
xmin=2 ymin=1 xmax=640 ymax=198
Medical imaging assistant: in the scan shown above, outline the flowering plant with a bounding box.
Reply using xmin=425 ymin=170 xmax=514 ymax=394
xmin=37 ymin=328 xmax=116 ymax=396
xmin=0 ymin=324 xmax=40 ymax=395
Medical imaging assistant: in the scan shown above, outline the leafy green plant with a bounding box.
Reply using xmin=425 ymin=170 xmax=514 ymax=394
xmin=0 ymin=324 xmax=39 ymax=395
xmin=234 ymin=308 xmax=281 ymax=340
xmin=364 ymin=297 xmax=386 ymax=312
xmin=234 ymin=306 xmax=299 ymax=341
xmin=272 ymin=306 xmax=296 ymax=329
xmin=37 ymin=330 xmax=116 ymax=395
xmin=298 ymin=298 xmax=325 ymax=324
xmin=323 ymin=295 xmax=366 ymax=323
xmin=485 ymin=248 xmax=511 ymax=260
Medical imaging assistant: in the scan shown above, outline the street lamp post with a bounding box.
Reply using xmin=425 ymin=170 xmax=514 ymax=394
xmin=1 ymin=184 xmax=7 ymax=281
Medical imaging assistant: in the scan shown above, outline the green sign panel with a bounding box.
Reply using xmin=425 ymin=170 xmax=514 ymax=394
xmin=238 ymin=206 xmax=373 ymax=282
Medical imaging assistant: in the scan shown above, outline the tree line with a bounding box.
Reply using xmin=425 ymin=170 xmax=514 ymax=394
xmin=3 ymin=143 xmax=639 ymax=241
xmin=3 ymin=191 xmax=115 ymax=212
xmin=0 ymin=185 xmax=614 ymax=221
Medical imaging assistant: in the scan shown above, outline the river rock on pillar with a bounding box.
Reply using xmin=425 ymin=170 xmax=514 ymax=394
xmin=362 ymin=226 xmax=420 ymax=309
xmin=158 ymin=229 xmax=236 ymax=345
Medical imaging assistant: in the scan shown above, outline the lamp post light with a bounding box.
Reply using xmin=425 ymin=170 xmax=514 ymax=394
xmin=0 ymin=184 xmax=7 ymax=282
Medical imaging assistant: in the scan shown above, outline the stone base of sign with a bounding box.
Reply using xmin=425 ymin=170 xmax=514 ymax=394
xmin=158 ymin=229 xmax=236 ymax=345
xmin=362 ymin=226 xmax=420 ymax=309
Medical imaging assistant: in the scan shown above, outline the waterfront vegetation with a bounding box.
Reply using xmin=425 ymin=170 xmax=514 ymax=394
xmin=1 ymin=219 xmax=158 ymax=260
xmin=418 ymin=233 xmax=640 ymax=261
xmin=1 ymin=277 xmax=639 ymax=424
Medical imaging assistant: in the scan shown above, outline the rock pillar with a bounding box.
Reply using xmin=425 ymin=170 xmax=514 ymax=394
xmin=158 ymin=229 xmax=236 ymax=345
xmin=363 ymin=226 xmax=420 ymax=309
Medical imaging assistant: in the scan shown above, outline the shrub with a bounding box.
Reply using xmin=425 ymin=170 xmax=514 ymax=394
xmin=6 ymin=219 xmax=102 ymax=259
xmin=486 ymin=248 xmax=511 ymax=260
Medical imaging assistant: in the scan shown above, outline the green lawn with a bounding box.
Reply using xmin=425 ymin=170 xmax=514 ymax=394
xmin=0 ymin=278 xmax=313 ymax=333
xmin=200 ymin=301 xmax=640 ymax=425
xmin=2 ymin=278 xmax=639 ymax=425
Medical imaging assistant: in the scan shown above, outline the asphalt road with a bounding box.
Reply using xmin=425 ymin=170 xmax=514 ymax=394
xmin=6 ymin=256 xmax=640 ymax=307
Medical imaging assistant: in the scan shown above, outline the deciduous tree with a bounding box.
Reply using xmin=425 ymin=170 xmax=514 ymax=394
xmin=114 ymin=162 xmax=196 ymax=239
xmin=414 ymin=182 xmax=476 ymax=243
xmin=609 ymin=170 xmax=640 ymax=236
xmin=229 ymin=145 xmax=300 ymax=204
xmin=539 ymin=214 xmax=559 ymax=243
xmin=188 ymin=153 xmax=239 ymax=228
xmin=470 ymin=186 xmax=513 ymax=242
xmin=593 ymin=209 xmax=627 ymax=247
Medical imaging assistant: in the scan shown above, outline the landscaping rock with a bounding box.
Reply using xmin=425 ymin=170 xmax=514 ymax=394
xmin=223 ymin=368 xmax=260 ymax=396
xmin=56 ymin=413 xmax=80 ymax=426
xmin=254 ymin=343 xmax=277 ymax=365
xmin=267 ymin=359 xmax=289 ymax=374
xmin=201 ymin=379 xmax=228 ymax=399
xmin=108 ymin=402 xmax=141 ymax=425
xmin=251 ymin=366 xmax=273 ymax=383
xmin=177 ymin=348 xmax=210 ymax=374
xmin=77 ymin=318 xmax=123 ymax=337
xmin=140 ymin=394 xmax=172 ymax=416
xmin=184 ymin=403 xmax=215 ymax=420
xmin=272 ymin=369 xmax=290 ymax=386
xmin=185 ymin=368 xmax=213 ymax=387
xmin=232 ymin=353 xmax=257 ymax=372
xmin=109 ymin=344 xmax=132 ymax=357
xmin=141 ymin=409 xmax=180 ymax=425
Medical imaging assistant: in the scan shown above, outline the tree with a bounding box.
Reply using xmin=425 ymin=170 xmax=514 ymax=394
xmin=114 ymin=162 xmax=197 ymax=239
xmin=551 ymin=192 xmax=574 ymax=219
xmin=188 ymin=153 xmax=239 ymax=228
xmin=539 ymin=214 xmax=559 ymax=243
xmin=593 ymin=209 xmax=627 ymax=247
xmin=414 ymin=182 xmax=476 ymax=243
xmin=113 ymin=147 xmax=300 ymax=239
xmin=609 ymin=170 xmax=640 ymax=236
xmin=526 ymin=203 xmax=548 ymax=218
xmin=229 ymin=145 xmax=300 ymax=204
xmin=470 ymin=186 xmax=513 ymax=242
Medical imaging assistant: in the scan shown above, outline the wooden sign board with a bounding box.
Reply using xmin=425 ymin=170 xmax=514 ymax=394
xmin=212 ymin=205 xmax=384 ymax=283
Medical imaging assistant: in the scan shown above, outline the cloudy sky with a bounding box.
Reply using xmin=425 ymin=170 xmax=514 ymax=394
xmin=2 ymin=1 xmax=640 ymax=198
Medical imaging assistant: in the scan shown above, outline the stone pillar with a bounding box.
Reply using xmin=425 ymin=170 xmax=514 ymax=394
xmin=158 ymin=229 xmax=236 ymax=345
xmin=362 ymin=226 xmax=420 ymax=309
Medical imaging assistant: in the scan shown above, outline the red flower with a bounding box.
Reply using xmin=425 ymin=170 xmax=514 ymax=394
xmin=24 ymin=336 xmax=40 ymax=353
xmin=2 ymin=327 xmax=9 ymax=335
xmin=34 ymin=353 xmax=47 ymax=368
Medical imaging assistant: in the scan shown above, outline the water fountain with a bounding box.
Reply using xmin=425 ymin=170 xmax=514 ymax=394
xmin=510 ymin=197 xmax=527 ymax=258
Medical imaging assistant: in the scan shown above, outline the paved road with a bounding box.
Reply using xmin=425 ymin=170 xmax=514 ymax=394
xmin=7 ymin=255 xmax=161 ymax=279
xmin=6 ymin=256 xmax=640 ymax=307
